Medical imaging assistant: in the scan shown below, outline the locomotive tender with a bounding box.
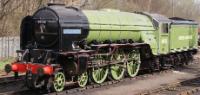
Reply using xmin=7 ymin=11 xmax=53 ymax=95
xmin=5 ymin=4 xmax=198 ymax=92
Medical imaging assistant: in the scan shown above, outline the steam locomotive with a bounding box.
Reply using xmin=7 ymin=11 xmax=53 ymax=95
xmin=5 ymin=4 xmax=198 ymax=92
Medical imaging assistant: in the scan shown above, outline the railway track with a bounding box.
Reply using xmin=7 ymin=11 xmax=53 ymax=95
xmin=0 ymin=67 xmax=174 ymax=95
xmin=0 ymin=75 xmax=25 ymax=94
xmin=0 ymin=57 xmax=199 ymax=95
xmin=137 ymin=77 xmax=200 ymax=95
xmin=0 ymin=75 xmax=24 ymax=84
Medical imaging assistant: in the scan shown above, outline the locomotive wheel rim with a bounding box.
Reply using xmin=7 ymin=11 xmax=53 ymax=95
xmin=78 ymin=72 xmax=88 ymax=87
xmin=53 ymin=72 xmax=65 ymax=92
xmin=110 ymin=64 xmax=125 ymax=80
xmin=126 ymin=50 xmax=141 ymax=77
xmin=110 ymin=53 xmax=125 ymax=80
xmin=91 ymin=67 xmax=109 ymax=84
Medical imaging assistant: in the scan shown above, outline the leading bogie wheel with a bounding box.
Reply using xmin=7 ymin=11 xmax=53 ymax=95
xmin=52 ymin=71 xmax=66 ymax=92
xmin=126 ymin=50 xmax=141 ymax=77
xmin=25 ymin=71 xmax=45 ymax=89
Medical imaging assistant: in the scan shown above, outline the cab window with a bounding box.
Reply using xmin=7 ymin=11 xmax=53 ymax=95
xmin=162 ymin=23 xmax=169 ymax=33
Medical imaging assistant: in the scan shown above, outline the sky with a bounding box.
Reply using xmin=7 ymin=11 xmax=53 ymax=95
xmin=194 ymin=0 xmax=200 ymax=3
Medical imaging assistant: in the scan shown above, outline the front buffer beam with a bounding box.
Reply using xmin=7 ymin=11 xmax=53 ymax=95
xmin=5 ymin=62 xmax=53 ymax=76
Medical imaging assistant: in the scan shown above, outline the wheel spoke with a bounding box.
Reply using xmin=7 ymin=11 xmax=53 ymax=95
xmin=78 ymin=72 xmax=88 ymax=87
xmin=110 ymin=50 xmax=125 ymax=80
xmin=126 ymin=50 xmax=141 ymax=78
xmin=91 ymin=67 xmax=108 ymax=84
xmin=53 ymin=72 xmax=65 ymax=92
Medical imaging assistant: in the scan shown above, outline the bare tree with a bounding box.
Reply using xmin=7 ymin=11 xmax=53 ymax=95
xmin=0 ymin=0 xmax=200 ymax=37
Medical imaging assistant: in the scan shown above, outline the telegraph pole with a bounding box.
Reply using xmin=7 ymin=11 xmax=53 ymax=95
xmin=148 ymin=0 xmax=152 ymax=12
xmin=172 ymin=0 xmax=174 ymax=17
xmin=49 ymin=0 xmax=55 ymax=3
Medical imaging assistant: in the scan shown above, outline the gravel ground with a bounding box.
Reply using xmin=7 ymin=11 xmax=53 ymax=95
xmin=72 ymin=63 xmax=200 ymax=95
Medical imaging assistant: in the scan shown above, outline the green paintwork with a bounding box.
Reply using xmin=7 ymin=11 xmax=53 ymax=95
xmin=83 ymin=9 xmax=155 ymax=43
xmin=141 ymin=30 xmax=158 ymax=55
xmin=91 ymin=55 xmax=109 ymax=84
xmin=155 ymin=23 xmax=198 ymax=54
xmin=110 ymin=51 xmax=125 ymax=80
xmin=81 ymin=9 xmax=198 ymax=55
xmin=78 ymin=72 xmax=88 ymax=87
xmin=91 ymin=67 xmax=109 ymax=84
xmin=83 ymin=9 xmax=158 ymax=54
xmin=126 ymin=50 xmax=141 ymax=77
xmin=157 ymin=23 xmax=170 ymax=54
xmin=53 ymin=72 xmax=65 ymax=92
xmin=110 ymin=64 xmax=125 ymax=80
xmin=170 ymin=24 xmax=198 ymax=53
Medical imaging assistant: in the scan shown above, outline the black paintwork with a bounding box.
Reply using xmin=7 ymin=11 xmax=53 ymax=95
xmin=20 ymin=4 xmax=89 ymax=51
xmin=20 ymin=16 xmax=34 ymax=50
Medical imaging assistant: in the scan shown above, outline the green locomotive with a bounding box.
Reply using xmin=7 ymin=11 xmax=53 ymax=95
xmin=5 ymin=4 xmax=198 ymax=92
xmin=84 ymin=10 xmax=198 ymax=55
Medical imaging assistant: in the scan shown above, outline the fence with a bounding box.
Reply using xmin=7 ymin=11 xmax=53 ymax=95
xmin=0 ymin=37 xmax=20 ymax=58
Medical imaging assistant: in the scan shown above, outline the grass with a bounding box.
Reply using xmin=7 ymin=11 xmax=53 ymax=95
xmin=0 ymin=57 xmax=15 ymax=70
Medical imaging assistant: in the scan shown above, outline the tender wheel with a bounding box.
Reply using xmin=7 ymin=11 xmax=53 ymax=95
xmin=126 ymin=50 xmax=141 ymax=77
xmin=52 ymin=72 xmax=65 ymax=92
xmin=25 ymin=71 xmax=45 ymax=89
xmin=77 ymin=72 xmax=88 ymax=87
xmin=91 ymin=67 xmax=109 ymax=84
xmin=110 ymin=51 xmax=125 ymax=80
